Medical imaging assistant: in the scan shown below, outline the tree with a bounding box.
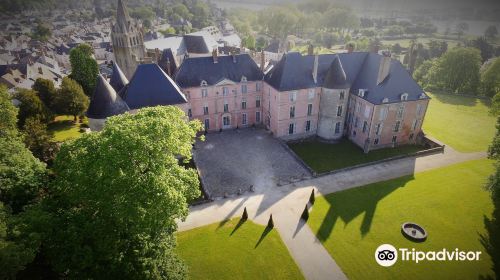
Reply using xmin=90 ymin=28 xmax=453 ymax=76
xmin=426 ymin=47 xmax=481 ymax=94
xmin=413 ymin=59 xmax=436 ymax=87
xmin=32 ymin=78 xmax=56 ymax=110
xmin=22 ymin=118 xmax=58 ymax=164
xmin=39 ymin=106 xmax=202 ymax=278
xmin=32 ymin=23 xmax=51 ymax=42
xmin=456 ymin=22 xmax=469 ymax=40
xmin=482 ymin=58 xmax=500 ymax=97
xmin=427 ymin=40 xmax=447 ymax=58
xmin=391 ymin=43 xmax=403 ymax=55
xmin=14 ymin=89 xmax=52 ymax=127
xmin=69 ymin=44 xmax=99 ymax=96
xmin=468 ymin=36 xmax=494 ymax=62
xmin=242 ymin=35 xmax=256 ymax=50
xmin=0 ymin=85 xmax=18 ymax=138
xmin=485 ymin=25 xmax=498 ymax=40
xmin=52 ymin=77 xmax=89 ymax=122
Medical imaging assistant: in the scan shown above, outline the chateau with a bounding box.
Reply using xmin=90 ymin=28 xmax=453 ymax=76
xmin=87 ymin=0 xmax=430 ymax=153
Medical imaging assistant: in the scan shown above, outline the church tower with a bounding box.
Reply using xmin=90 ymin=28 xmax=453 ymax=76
xmin=111 ymin=0 xmax=146 ymax=79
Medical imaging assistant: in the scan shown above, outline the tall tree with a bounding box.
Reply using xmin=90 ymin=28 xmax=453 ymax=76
xmin=14 ymin=89 xmax=52 ymax=127
xmin=485 ymin=25 xmax=499 ymax=40
xmin=32 ymin=78 xmax=56 ymax=110
xmin=468 ymin=36 xmax=494 ymax=62
xmin=69 ymin=44 xmax=99 ymax=96
xmin=52 ymin=77 xmax=89 ymax=122
xmin=426 ymin=47 xmax=481 ymax=94
xmin=482 ymin=58 xmax=500 ymax=97
xmin=22 ymin=118 xmax=58 ymax=164
xmin=0 ymin=85 xmax=18 ymax=138
xmin=37 ymin=106 xmax=202 ymax=279
xmin=456 ymin=22 xmax=469 ymax=40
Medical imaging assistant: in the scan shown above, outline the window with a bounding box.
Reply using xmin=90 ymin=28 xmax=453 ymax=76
xmin=392 ymin=135 xmax=397 ymax=143
xmin=396 ymin=105 xmax=405 ymax=119
xmin=188 ymin=108 xmax=192 ymax=118
xmin=223 ymin=87 xmax=229 ymax=96
xmin=335 ymin=122 xmax=341 ymax=134
xmin=308 ymin=89 xmax=315 ymax=100
xmin=374 ymin=138 xmax=379 ymax=145
xmin=241 ymin=99 xmax=247 ymax=109
xmin=202 ymin=89 xmax=208 ymax=98
xmin=306 ymin=120 xmax=311 ymax=132
xmin=256 ymin=96 xmax=261 ymax=108
xmin=340 ymin=91 xmax=345 ymax=100
xmin=242 ymin=113 xmax=247 ymax=125
xmin=412 ymin=119 xmax=418 ymax=131
xmin=409 ymin=133 xmax=414 ymax=140
xmin=354 ymin=117 xmax=359 ymax=128
xmin=290 ymin=106 xmax=295 ymax=118
xmin=204 ymin=119 xmax=210 ymax=130
xmin=223 ymin=116 xmax=230 ymax=126
xmin=256 ymin=82 xmax=261 ymax=91
xmin=358 ymin=89 xmax=366 ymax=97
xmin=416 ymin=104 xmax=424 ymax=116
xmin=394 ymin=121 xmax=401 ymax=132
xmin=307 ymin=104 xmax=313 ymax=116
xmin=362 ymin=121 xmax=368 ymax=133
xmin=337 ymin=105 xmax=343 ymax=117
xmin=379 ymin=107 xmax=388 ymax=120
xmin=289 ymin=91 xmax=297 ymax=102
xmin=256 ymin=111 xmax=261 ymax=123
xmin=203 ymin=106 xmax=209 ymax=115
xmin=356 ymin=103 xmax=361 ymax=113
xmin=364 ymin=106 xmax=371 ymax=118
xmin=241 ymin=84 xmax=247 ymax=94
xmin=375 ymin=123 xmax=382 ymax=135
xmin=288 ymin=123 xmax=294 ymax=135
xmin=200 ymin=80 xmax=208 ymax=87
xmin=401 ymin=93 xmax=409 ymax=101
xmin=224 ymin=103 xmax=229 ymax=113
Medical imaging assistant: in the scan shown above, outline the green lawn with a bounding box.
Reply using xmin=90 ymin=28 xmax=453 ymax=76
xmin=307 ymin=159 xmax=494 ymax=280
xmin=176 ymin=219 xmax=303 ymax=280
xmin=288 ymin=139 xmax=424 ymax=173
xmin=423 ymin=92 xmax=496 ymax=152
xmin=47 ymin=115 xmax=87 ymax=142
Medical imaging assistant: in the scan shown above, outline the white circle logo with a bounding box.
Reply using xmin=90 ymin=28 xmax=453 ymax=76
xmin=375 ymin=244 xmax=398 ymax=267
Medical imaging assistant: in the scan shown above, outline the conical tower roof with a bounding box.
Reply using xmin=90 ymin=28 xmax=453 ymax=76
xmin=86 ymin=74 xmax=130 ymax=119
xmin=109 ymin=63 xmax=129 ymax=93
xmin=323 ymin=55 xmax=348 ymax=89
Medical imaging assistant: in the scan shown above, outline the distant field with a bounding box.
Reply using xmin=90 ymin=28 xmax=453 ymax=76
xmin=308 ymin=159 xmax=494 ymax=280
xmin=422 ymin=92 xmax=496 ymax=152
xmin=176 ymin=219 xmax=303 ymax=280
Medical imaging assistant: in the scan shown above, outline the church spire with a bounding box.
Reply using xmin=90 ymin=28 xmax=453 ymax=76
xmin=116 ymin=0 xmax=131 ymax=32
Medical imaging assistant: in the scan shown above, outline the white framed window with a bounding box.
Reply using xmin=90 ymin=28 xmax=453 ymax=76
xmin=242 ymin=113 xmax=247 ymax=125
xmin=256 ymin=96 xmax=261 ymax=108
xmin=223 ymin=87 xmax=229 ymax=96
xmin=416 ymin=104 xmax=424 ymax=116
xmin=308 ymin=89 xmax=315 ymax=100
xmin=241 ymin=76 xmax=247 ymax=82
xmin=256 ymin=111 xmax=261 ymax=123
xmin=375 ymin=123 xmax=383 ymax=135
xmin=256 ymin=82 xmax=261 ymax=92
xmin=358 ymin=89 xmax=366 ymax=97
xmin=200 ymin=80 xmax=208 ymax=87
xmin=241 ymin=99 xmax=247 ymax=109
xmin=379 ymin=107 xmax=388 ymax=120
xmin=290 ymin=106 xmax=295 ymax=118
xmin=204 ymin=119 xmax=209 ymax=130
xmin=412 ymin=119 xmax=419 ymax=131
xmin=392 ymin=135 xmax=397 ymax=143
xmin=288 ymin=123 xmax=295 ymax=135
xmin=354 ymin=117 xmax=359 ymax=128
xmin=382 ymin=97 xmax=389 ymax=103
xmin=305 ymin=120 xmax=311 ymax=132
xmin=224 ymin=103 xmax=229 ymax=112
xmin=201 ymin=88 xmax=208 ymax=98
xmin=340 ymin=91 xmax=345 ymax=100
xmin=394 ymin=120 xmax=401 ymax=132
xmin=289 ymin=91 xmax=297 ymax=102
xmin=337 ymin=105 xmax=343 ymax=117
xmin=364 ymin=106 xmax=371 ymax=118
xmin=396 ymin=105 xmax=404 ymax=119
xmin=362 ymin=121 xmax=368 ymax=133
xmin=203 ymin=106 xmax=209 ymax=115
xmin=307 ymin=104 xmax=313 ymax=116
xmin=401 ymin=93 xmax=409 ymax=101
xmin=241 ymin=84 xmax=247 ymax=94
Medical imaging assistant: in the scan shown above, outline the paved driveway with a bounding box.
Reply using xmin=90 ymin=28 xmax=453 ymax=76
xmin=194 ymin=128 xmax=311 ymax=198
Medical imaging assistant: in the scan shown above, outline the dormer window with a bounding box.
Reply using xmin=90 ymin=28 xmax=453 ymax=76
xmin=241 ymin=76 xmax=247 ymax=82
xmin=401 ymin=93 xmax=409 ymax=101
xmin=382 ymin=97 xmax=389 ymax=103
xmin=419 ymin=93 xmax=426 ymax=99
xmin=358 ymin=89 xmax=366 ymax=98
xmin=200 ymin=80 xmax=207 ymax=87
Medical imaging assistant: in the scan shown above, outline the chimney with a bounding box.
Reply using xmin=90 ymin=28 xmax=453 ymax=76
xmin=154 ymin=48 xmax=160 ymax=63
xmin=307 ymin=43 xmax=314 ymax=56
xmin=377 ymin=52 xmax=391 ymax=85
xmin=166 ymin=57 xmax=171 ymax=77
xmin=312 ymin=55 xmax=319 ymax=84
xmin=212 ymin=48 xmax=218 ymax=63
xmin=260 ymin=49 xmax=265 ymax=72
xmin=347 ymin=43 xmax=354 ymax=53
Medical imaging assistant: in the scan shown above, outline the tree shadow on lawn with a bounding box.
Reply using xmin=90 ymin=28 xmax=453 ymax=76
xmin=217 ymin=197 xmax=248 ymax=230
xmin=48 ymin=119 xmax=76 ymax=133
xmin=255 ymin=226 xmax=273 ymax=248
xmin=315 ymin=174 xmax=415 ymax=242
xmin=230 ymin=218 xmax=247 ymax=236
xmin=429 ymin=91 xmax=490 ymax=107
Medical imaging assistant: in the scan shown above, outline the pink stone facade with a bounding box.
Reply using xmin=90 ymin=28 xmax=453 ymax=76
xmin=181 ymin=81 xmax=263 ymax=131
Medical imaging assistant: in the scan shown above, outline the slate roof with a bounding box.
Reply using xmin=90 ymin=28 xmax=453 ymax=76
xmin=109 ymin=63 xmax=128 ymax=93
xmin=264 ymin=52 xmax=428 ymax=104
xmin=174 ymin=54 xmax=263 ymax=88
xmin=86 ymin=75 xmax=129 ymax=119
xmin=157 ymin=48 xmax=177 ymax=76
xmin=123 ymin=64 xmax=187 ymax=109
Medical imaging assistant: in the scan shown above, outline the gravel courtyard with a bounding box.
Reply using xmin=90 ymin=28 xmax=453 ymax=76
xmin=194 ymin=128 xmax=311 ymax=198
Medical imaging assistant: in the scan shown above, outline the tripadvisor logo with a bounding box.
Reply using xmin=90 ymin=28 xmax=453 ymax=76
xmin=375 ymin=244 xmax=482 ymax=267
